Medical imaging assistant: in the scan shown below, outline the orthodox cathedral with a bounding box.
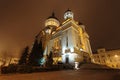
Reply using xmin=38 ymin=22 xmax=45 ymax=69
xmin=0 ymin=10 xmax=119 ymax=69
xmin=36 ymin=9 xmax=92 ymax=66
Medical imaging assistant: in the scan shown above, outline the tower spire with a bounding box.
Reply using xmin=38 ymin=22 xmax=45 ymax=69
xmin=52 ymin=12 xmax=55 ymax=17
xmin=67 ymin=8 xmax=71 ymax=11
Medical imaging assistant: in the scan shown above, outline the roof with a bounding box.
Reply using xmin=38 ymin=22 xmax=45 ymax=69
xmin=64 ymin=9 xmax=72 ymax=13
xmin=47 ymin=12 xmax=59 ymax=20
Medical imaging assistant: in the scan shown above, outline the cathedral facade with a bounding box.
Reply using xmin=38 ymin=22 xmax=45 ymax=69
xmin=37 ymin=10 xmax=92 ymax=65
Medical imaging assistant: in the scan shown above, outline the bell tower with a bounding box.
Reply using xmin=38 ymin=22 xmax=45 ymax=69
xmin=64 ymin=9 xmax=74 ymax=20
xmin=43 ymin=12 xmax=60 ymax=55
xmin=45 ymin=12 xmax=60 ymax=34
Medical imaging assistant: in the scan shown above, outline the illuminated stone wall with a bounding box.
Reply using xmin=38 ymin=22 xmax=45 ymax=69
xmin=92 ymin=48 xmax=120 ymax=69
xmin=0 ymin=57 xmax=19 ymax=66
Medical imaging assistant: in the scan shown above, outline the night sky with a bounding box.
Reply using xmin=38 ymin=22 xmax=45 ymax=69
xmin=0 ymin=0 xmax=120 ymax=56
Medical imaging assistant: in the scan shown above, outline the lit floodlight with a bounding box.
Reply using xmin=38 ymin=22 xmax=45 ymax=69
xmin=75 ymin=62 xmax=79 ymax=70
xmin=80 ymin=48 xmax=83 ymax=51
xmin=114 ymin=55 xmax=118 ymax=58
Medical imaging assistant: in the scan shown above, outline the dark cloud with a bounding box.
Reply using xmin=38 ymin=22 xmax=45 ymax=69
xmin=0 ymin=0 xmax=120 ymax=55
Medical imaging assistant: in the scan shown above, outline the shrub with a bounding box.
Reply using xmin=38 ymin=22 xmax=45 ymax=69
xmin=1 ymin=64 xmax=18 ymax=74
xmin=7 ymin=64 xmax=17 ymax=73
xmin=17 ymin=65 xmax=33 ymax=73
xmin=1 ymin=66 xmax=8 ymax=74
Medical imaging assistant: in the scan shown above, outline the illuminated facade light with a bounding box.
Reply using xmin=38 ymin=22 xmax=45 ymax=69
xmin=114 ymin=55 xmax=118 ymax=58
xmin=75 ymin=62 xmax=79 ymax=70
xmin=80 ymin=48 xmax=83 ymax=51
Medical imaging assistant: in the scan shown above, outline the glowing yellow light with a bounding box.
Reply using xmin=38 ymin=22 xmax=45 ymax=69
xmin=45 ymin=18 xmax=60 ymax=27
xmin=80 ymin=48 xmax=83 ymax=51
xmin=56 ymin=27 xmax=61 ymax=30
xmin=62 ymin=19 xmax=71 ymax=25
xmin=114 ymin=55 xmax=118 ymax=58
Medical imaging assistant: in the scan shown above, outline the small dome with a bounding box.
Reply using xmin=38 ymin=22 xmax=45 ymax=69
xmin=64 ymin=9 xmax=74 ymax=20
xmin=45 ymin=12 xmax=60 ymax=27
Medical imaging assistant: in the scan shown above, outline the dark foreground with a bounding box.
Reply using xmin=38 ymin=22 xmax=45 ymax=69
xmin=0 ymin=69 xmax=120 ymax=80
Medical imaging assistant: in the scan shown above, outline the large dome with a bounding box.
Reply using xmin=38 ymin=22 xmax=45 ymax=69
xmin=45 ymin=12 xmax=60 ymax=27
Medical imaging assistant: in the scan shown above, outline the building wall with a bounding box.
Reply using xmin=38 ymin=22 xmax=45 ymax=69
xmin=92 ymin=48 xmax=120 ymax=69
xmin=0 ymin=57 xmax=19 ymax=66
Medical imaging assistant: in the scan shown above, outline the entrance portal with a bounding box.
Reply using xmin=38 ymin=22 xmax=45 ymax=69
xmin=65 ymin=55 xmax=69 ymax=64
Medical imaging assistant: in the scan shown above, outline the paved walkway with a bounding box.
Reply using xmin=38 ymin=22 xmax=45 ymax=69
xmin=0 ymin=69 xmax=120 ymax=80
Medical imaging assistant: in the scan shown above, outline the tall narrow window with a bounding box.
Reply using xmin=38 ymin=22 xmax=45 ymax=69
xmin=66 ymin=36 xmax=68 ymax=47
